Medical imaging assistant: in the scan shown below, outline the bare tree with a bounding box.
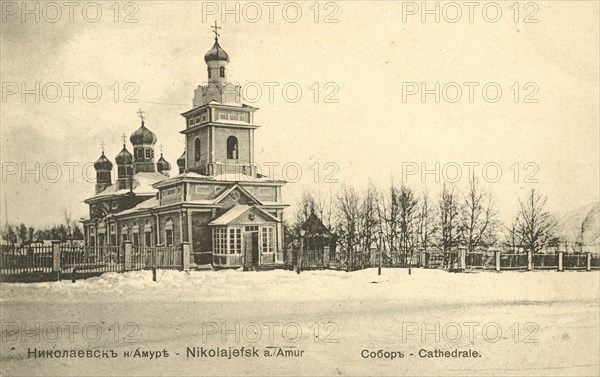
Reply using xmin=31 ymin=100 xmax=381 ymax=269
xmin=416 ymin=191 xmax=435 ymax=252
xmin=460 ymin=179 xmax=498 ymax=253
xmin=359 ymin=181 xmax=380 ymax=256
xmin=397 ymin=185 xmax=419 ymax=263
xmin=516 ymin=188 xmax=556 ymax=254
xmin=435 ymin=184 xmax=462 ymax=253
xmin=378 ymin=180 xmax=400 ymax=259
xmin=336 ymin=184 xmax=361 ymax=266
xmin=504 ymin=216 xmax=522 ymax=253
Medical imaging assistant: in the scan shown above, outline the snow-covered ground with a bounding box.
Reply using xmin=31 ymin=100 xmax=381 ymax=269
xmin=1 ymin=269 xmax=599 ymax=376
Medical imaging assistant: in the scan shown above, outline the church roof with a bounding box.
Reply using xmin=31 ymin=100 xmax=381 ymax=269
xmin=115 ymin=145 xmax=133 ymax=165
xmin=156 ymin=153 xmax=171 ymax=171
xmin=113 ymin=197 xmax=160 ymax=216
xmin=130 ymin=122 xmax=157 ymax=145
xmin=204 ymin=39 xmax=230 ymax=63
xmin=209 ymin=205 xmax=279 ymax=226
xmin=152 ymin=171 xmax=286 ymax=189
xmin=84 ymin=172 xmax=166 ymax=202
xmin=94 ymin=151 xmax=113 ymax=171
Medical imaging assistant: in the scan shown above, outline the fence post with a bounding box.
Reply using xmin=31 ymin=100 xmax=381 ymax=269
xmin=586 ymin=252 xmax=591 ymax=271
xmin=52 ymin=241 xmax=61 ymax=280
xmin=124 ymin=241 xmax=133 ymax=272
xmin=558 ymin=251 xmax=564 ymax=272
xmin=527 ymin=250 xmax=533 ymax=271
xmin=495 ymin=250 xmax=501 ymax=272
xmin=182 ymin=242 xmax=190 ymax=271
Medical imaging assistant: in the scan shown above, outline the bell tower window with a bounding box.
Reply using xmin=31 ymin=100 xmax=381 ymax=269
xmin=208 ymin=67 xmax=211 ymax=79
xmin=219 ymin=66 xmax=225 ymax=78
xmin=227 ymin=136 xmax=238 ymax=160
xmin=194 ymin=138 xmax=201 ymax=162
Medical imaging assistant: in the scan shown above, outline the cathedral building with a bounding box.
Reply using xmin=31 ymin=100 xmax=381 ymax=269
xmin=82 ymin=29 xmax=288 ymax=269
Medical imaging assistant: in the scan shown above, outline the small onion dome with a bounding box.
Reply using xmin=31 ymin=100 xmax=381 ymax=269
xmin=177 ymin=150 xmax=186 ymax=168
xmin=204 ymin=40 xmax=229 ymax=63
xmin=129 ymin=122 xmax=157 ymax=145
xmin=115 ymin=145 xmax=133 ymax=165
xmin=94 ymin=151 xmax=113 ymax=171
xmin=157 ymin=154 xmax=171 ymax=172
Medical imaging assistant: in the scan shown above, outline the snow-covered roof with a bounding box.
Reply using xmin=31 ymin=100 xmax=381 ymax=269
xmin=115 ymin=197 xmax=160 ymax=216
xmin=209 ymin=205 xmax=279 ymax=226
xmin=153 ymin=171 xmax=285 ymax=189
xmin=85 ymin=172 xmax=167 ymax=202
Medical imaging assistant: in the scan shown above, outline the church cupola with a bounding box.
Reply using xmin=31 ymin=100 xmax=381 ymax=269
xmin=193 ymin=23 xmax=242 ymax=107
xmin=204 ymin=21 xmax=230 ymax=86
xmin=156 ymin=148 xmax=171 ymax=177
xmin=177 ymin=150 xmax=186 ymax=174
xmin=115 ymin=139 xmax=133 ymax=191
xmin=94 ymin=147 xmax=113 ymax=194
xmin=129 ymin=109 xmax=157 ymax=173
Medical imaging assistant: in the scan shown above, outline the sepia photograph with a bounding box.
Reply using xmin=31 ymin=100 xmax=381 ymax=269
xmin=1 ymin=1 xmax=599 ymax=376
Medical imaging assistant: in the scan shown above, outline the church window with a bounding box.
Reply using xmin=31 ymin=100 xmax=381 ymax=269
xmin=188 ymin=118 xmax=194 ymax=127
xmin=109 ymin=223 xmax=116 ymax=246
xmin=200 ymin=113 xmax=207 ymax=122
xmin=144 ymin=221 xmax=152 ymax=246
xmin=212 ymin=228 xmax=227 ymax=254
xmin=207 ymin=66 xmax=211 ymax=79
xmin=132 ymin=224 xmax=139 ymax=247
xmin=228 ymin=228 xmax=242 ymax=254
xmin=227 ymin=136 xmax=238 ymax=160
xmin=111 ymin=201 xmax=117 ymax=209
xmin=238 ymin=114 xmax=246 ymax=122
xmin=165 ymin=219 xmax=174 ymax=246
xmin=194 ymin=138 xmax=201 ymax=162
xmin=145 ymin=149 xmax=151 ymax=159
xmin=219 ymin=113 xmax=227 ymax=120
xmin=261 ymin=226 xmax=274 ymax=254
xmin=121 ymin=225 xmax=129 ymax=244
xmin=195 ymin=116 xmax=200 ymax=124
xmin=219 ymin=66 xmax=225 ymax=78
xmin=229 ymin=114 xmax=238 ymax=120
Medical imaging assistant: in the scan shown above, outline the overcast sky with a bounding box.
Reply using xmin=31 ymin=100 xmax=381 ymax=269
xmin=1 ymin=1 xmax=598 ymax=227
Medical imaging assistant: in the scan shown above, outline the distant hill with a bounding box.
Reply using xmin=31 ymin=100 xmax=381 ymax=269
xmin=553 ymin=202 xmax=599 ymax=246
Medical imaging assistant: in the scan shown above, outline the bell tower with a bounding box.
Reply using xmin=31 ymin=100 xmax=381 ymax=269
xmin=182 ymin=23 xmax=258 ymax=177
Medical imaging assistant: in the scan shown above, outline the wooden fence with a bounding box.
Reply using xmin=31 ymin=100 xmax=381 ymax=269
xmin=0 ymin=242 xmax=190 ymax=281
xmin=292 ymin=245 xmax=600 ymax=273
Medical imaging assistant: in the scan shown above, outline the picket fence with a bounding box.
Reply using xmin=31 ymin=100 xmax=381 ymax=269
xmin=0 ymin=241 xmax=190 ymax=281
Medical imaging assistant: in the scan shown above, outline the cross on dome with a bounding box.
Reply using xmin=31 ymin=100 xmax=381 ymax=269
xmin=137 ymin=108 xmax=146 ymax=125
xmin=211 ymin=20 xmax=221 ymax=41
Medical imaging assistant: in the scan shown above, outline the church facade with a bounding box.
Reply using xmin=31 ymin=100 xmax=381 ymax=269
xmin=82 ymin=30 xmax=288 ymax=269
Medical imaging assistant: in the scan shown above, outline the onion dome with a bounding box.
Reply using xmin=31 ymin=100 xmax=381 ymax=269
xmin=130 ymin=122 xmax=157 ymax=145
xmin=115 ymin=145 xmax=133 ymax=165
xmin=204 ymin=40 xmax=229 ymax=63
xmin=156 ymin=153 xmax=171 ymax=172
xmin=94 ymin=151 xmax=113 ymax=171
xmin=177 ymin=150 xmax=186 ymax=168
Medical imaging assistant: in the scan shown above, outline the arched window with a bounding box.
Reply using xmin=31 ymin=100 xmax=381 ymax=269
xmin=207 ymin=66 xmax=211 ymax=79
xmin=144 ymin=221 xmax=153 ymax=246
xmin=121 ymin=224 xmax=129 ymax=244
xmin=194 ymin=138 xmax=201 ymax=162
xmin=227 ymin=136 xmax=238 ymax=160
xmin=164 ymin=219 xmax=174 ymax=247
xmin=219 ymin=66 xmax=225 ymax=78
